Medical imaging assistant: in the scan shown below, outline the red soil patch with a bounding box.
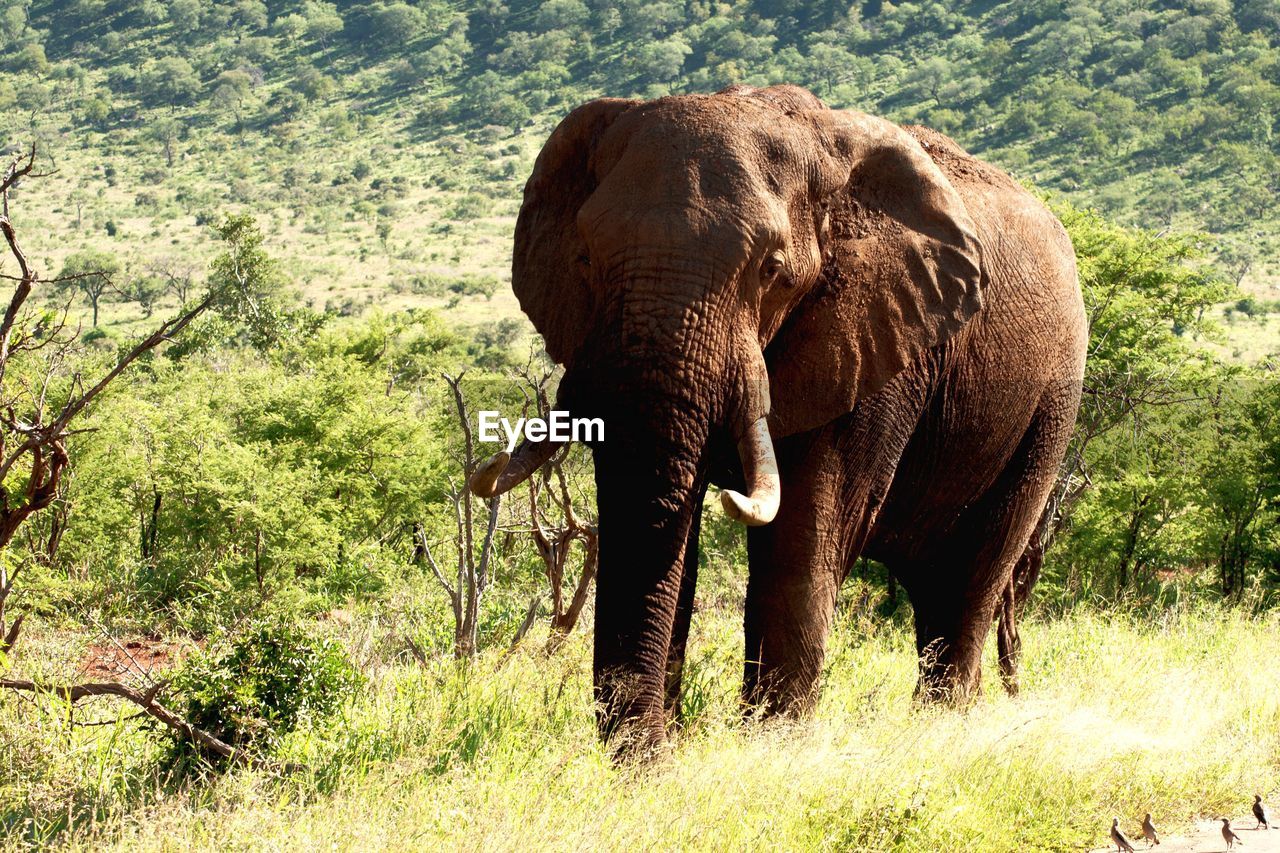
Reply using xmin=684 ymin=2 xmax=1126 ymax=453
xmin=80 ymin=636 xmax=185 ymax=680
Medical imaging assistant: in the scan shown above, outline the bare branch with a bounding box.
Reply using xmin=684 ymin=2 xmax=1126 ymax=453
xmin=0 ymin=678 xmax=245 ymax=764
xmin=417 ymin=524 xmax=456 ymax=602
xmin=508 ymin=594 xmax=542 ymax=651
xmin=1 ymin=612 xmax=23 ymax=655
xmin=55 ymin=291 xmax=215 ymax=429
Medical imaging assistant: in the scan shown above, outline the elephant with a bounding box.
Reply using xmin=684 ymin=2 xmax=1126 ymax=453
xmin=471 ymin=84 xmax=1086 ymax=755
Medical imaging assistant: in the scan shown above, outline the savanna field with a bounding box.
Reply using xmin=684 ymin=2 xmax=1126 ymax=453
xmin=3 ymin=0 xmax=1280 ymax=850
xmin=8 ymin=601 xmax=1280 ymax=851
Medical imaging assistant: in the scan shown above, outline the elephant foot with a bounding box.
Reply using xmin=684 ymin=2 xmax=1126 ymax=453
xmin=602 ymin=719 xmax=670 ymax=765
xmin=741 ymin=661 xmax=823 ymax=720
xmin=913 ymin=640 xmax=982 ymax=706
xmin=596 ymin=669 xmax=672 ymax=764
xmin=913 ymin=675 xmax=981 ymax=706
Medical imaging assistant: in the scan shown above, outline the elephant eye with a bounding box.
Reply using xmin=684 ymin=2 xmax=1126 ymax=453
xmin=576 ymin=255 xmax=591 ymax=272
xmin=761 ymin=251 xmax=787 ymax=283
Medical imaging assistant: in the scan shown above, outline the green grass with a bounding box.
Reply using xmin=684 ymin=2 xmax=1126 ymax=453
xmin=5 ymin=602 xmax=1280 ymax=851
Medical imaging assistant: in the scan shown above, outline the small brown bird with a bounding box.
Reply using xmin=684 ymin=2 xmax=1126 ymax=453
xmin=1254 ymin=794 xmax=1271 ymax=829
xmin=1111 ymin=817 xmax=1137 ymax=852
xmin=1141 ymin=812 xmax=1160 ymax=846
xmin=1222 ymin=817 xmax=1243 ymax=849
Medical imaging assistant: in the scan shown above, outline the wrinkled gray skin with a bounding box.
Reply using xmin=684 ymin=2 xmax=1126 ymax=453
xmin=480 ymin=84 xmax=1086 ymax=757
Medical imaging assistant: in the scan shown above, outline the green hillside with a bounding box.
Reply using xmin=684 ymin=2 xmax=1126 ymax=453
xmin=2 ymin=0 xmax=1279 ymax=352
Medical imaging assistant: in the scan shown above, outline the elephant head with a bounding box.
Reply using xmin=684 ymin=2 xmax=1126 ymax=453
xmin=472 ymin=85 xmax=984 ymax=750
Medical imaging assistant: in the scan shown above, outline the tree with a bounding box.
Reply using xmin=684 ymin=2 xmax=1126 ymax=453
xmin=1033 ymin=203 xmax=1236 ymax=599
xmin=367 ymin=3 xmax=425 ymax=43
xmin=294 ymin=66 xmax=334 ymax=102
xmin=628 ymin=36 xmax=691 ymax=85
xmin=142 ymin=57 xmax=200 ymax=109
xmin=13 ymin=42 xmax=48 ymax=74
xmin=147 ymin=256 xmax=199 ymax=305
xmin=1196 ymin=384 xmax=1280 ymax=597
xmin=906 ymin=55 xmax=955 ymax=105
xmin=169 ymin=0 xmax=201 ymax=34
xmin=232 ymin=0 xmax=267 ymax=31
xmin=512 ymin=366 xmax=597 ymax=649
xmin=417 ymin=373 xmax=503 ymax=658
xmin=201 ymin=214 xmax=319 ymax=352
xmin=123 ymin=274 xmax=166 ymax=318
xmin=302 ymin=0 xmax=343 ymax=43
xmin=212 ymin=69 xmax=253 ymax=127
xmin=273 ymin=12 xmax=307 ymax=44
xmin=81 ymin=95 xmax=111 ymax=128
xmin=57 ymin=249 xmax=119 ymax=327
xmin=147 ymin=116 xmax=182 ymax=167
xmin=0 ymin=147 xmax=258 ymax=766
xmin=535 ymin=0 xmax=589 ymax=31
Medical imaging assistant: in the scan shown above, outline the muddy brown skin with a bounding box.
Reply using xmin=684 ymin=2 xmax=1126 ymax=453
xmin=507 ymin=84 xmax=1086 ymax=754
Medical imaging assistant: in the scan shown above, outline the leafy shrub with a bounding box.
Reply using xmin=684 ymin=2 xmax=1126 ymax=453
xmin=447 ymin=194 xmax=492 ymax=220
xmin=171 ymin=620 xmax=362 ymax=757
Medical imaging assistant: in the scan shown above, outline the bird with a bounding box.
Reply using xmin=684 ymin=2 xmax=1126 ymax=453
xmin=1222 ymin=817 xmax=1243 ymax=849
xmin=1254 ymin=794 xmax=1271 ymax=830
xmin=1141 ymin=812 xmax=1160 ymax=846
xmin=1111 ymin=817 xmax=1137 ymax=852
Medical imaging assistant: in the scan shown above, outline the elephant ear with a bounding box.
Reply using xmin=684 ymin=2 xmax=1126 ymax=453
xmin=767 ymin=111 xmax=986 ymax=438
xmin=513 ymin=98 xmax=638 ymax=366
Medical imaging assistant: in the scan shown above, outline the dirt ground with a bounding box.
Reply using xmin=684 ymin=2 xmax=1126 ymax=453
xmin=1090 ymin=818 xmax=1279 ymax=852
xmin=80 ymin=636 xmax=185 ymax=680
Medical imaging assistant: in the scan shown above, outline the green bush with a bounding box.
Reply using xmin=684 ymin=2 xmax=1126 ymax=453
xmin=171 ymin=620 xmax=362 ymax=757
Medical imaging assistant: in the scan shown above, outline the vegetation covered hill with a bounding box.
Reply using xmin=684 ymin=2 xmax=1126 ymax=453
xmin=2 ymin=0 xmax=1279 ymax=348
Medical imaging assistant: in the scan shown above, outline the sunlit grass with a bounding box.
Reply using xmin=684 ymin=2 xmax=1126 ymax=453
xmin=4 ymin=605 xmax=1280 ymax=851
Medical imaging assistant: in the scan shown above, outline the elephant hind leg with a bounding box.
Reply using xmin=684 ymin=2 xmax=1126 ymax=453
xmin=996 ymin=579 xmax=1021 ymax=695
xmin=905 ymin=390 xmax=1075 ymax=704
xmin=997 ymin=531 xmax=1046 ymax=695
xmin=903 ymin=570 xmax=986 ymax=703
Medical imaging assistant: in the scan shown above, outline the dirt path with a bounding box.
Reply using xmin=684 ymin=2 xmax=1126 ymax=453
xmin=1090 ymin=820 xmax=1279 ymax=852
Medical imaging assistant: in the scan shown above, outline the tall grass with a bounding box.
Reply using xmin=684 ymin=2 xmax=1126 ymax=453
xmin=4 ymin=604 xmax=1280 ymax=851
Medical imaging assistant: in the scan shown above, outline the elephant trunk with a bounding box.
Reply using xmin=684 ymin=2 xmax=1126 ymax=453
xmin=583 ymin=264 xmax=771 ymax=753
xmin=589 ymin=384 xmax=708 ymax=754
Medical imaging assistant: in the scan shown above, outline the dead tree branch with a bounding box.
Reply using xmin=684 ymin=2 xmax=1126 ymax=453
xmin=416 ymin=372 xmax=503 ymax=659
xmin=509 ymin=362 xmax=598 ymax=652
xmin=0 ymin=677 xmax=247 ymax=764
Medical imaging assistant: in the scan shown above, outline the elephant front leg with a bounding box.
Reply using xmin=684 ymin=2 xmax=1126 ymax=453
xmin=664 ymin=496 xmax=703 ymax=727
xmin=593 ymin=531 xmax=692 ymax=756
xmin=742 ymin=436 xmax=848 ymax=716
xmin=742 ymin=538 xmax=841 ymax=715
